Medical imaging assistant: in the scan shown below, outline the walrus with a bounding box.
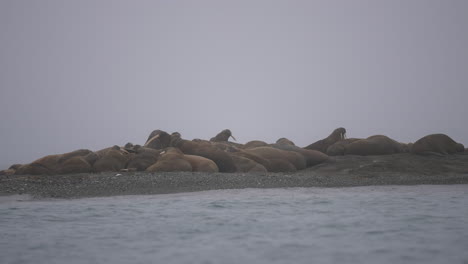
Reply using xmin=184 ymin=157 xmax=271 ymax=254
xmin=270 ymin=143 xmax=329 ymax=167
xmin=170 ymin=132 xmax=237 ymax=172
xmin=345 ymin=135 xmax=407 ymax=156
xmin=58 ymin=156 xmax=93 ymax=174
xmin=2 ymin=164 xmax=22 ymax=176
xmin=411 ymin=134 xmax=464 ymax=155
xmin=93 ymin=146 xmax=131 ymax=172
xmin=304 ymin=127 xmax=347 ymax=153
xmin=243 ymin=140 xmax=269 ymax=149
xmin=145 ymin=130 xmax=172 ymax=150
xmin=276 ymin=138 xmax=296 ymax=146
xmin=230 ymin=155 xmax=268 ymax=173
xmin=146 ymin=147 xmax=192 ymax=172
xmin=210 ymin=129 xmax=237 ymax=142
xmin=245 ymin=146 xmax=307 ymax=171
xmin=15 ymin=149 xmax=96 ymax=175
xmin=126 ymin=147 xmax=161 ymax=171
xmin=326 ymin=138 xmax=361 ymax=156
xmin=233 ymin=148 xmax=297 ymax=172
xmin=184 ymin=154 xmax=219 ymax=173
xmin=0 ymin=168 xmax=17 ymax=176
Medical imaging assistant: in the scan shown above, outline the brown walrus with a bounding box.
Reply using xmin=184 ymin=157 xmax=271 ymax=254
xmin=146 ymin=147 xmax=192 ymax=172
xmin=326 ymin=138 xmax=361 ymax=156
xmin=345 ymin=135 xmax=407 ymax=156
xmin=210 ymin=129 xmax=237 ymax=142
xmin=243 ymin=140 xmax=269 ymax=149
xmin=270 ymin=143 xmax=329 ymax=167
xmin=144 ymin=130 xmax=172 ymax=150
xmin=276 ymin=138 xmax=296 ymax=146
xmin=304 ymin=127 xmax=347 ymax=153
xmin=171 ymin=132 xmax=237 ymax=172
xmin=411 ymin=134 xmax=464 ymax=155
xmin=15 ymin=149 xmax=96 ymax=175
xmin=184 ymin=154 xmax=219 ymax=173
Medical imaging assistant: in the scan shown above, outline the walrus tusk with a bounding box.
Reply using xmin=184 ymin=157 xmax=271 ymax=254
xmin=230 ymin=135 xmax=237 ymax=141
xmin=144 ymin=134 xmax=160 ymax=147
xmin=120 ymin=147 xmax=130 ymax=154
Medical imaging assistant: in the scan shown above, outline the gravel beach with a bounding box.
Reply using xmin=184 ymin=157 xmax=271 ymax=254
xmin=1 ymin=153 xmax=467 ymax=199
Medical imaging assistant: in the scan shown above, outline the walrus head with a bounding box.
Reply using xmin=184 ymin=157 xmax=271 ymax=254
xmin=170 ymin=132 xmax=183 ymax=147
xmin=210 ymin=129 xmax=237 ymax=142
xmin=331 ymin=127 xmax=347 ymax=141
xmin=145 ymin=130 xmax=171 ymax=149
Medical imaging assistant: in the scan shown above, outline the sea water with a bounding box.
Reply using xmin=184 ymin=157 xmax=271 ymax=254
xmin=1 ymin=185 xmax=468 ymax=264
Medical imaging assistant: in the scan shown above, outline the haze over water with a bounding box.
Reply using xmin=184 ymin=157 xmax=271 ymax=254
xmin=1 ymin=185 xmax=468 ymax=264
xmin=1 ymin=0 xmax=468 ymax=169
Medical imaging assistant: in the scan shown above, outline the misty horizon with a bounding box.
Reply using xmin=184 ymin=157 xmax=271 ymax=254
xmin=1 ymin=0 xmax=467 ymax=169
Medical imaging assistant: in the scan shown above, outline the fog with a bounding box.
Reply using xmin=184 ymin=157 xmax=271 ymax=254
xmin=1 ymin=0 xmax=467 ymax=169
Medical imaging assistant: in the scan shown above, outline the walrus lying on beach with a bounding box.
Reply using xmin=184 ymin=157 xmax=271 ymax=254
xmin=411 ymin=134 xmax=464 ymax=155
xmin=210 ymin=129 xmax=237 ymax=142
xmin=3 ymin=128 xmax=466 ymax=176
xmin=170 ymin=132 xmax=237 ymax=172
xmin=326 ymin=138 xmax=361 ymax=156
xmin=304 ymin=127 xmax=346 ymax=153
xmin=243 ymin=140 xmax=269 ymax=149
xmin=126 ymin=146 xmax=161 ymax=171
xmin=344 ymin=135 xmax=407 ymax=156
xmin=145 ymin=147 xmax=219 ymax=173
xmin=244 ymin=147 xmax=307 ymax=171
xmin=230 ymin=154 xmax=268 ymax=173
xmin=13 ymin=149 xmax=96 ymax=175
xmin=146 ymin=147 xmax=192 ymax=172
xmin=270 ymin=144 xmax=329 ymax=167
xmin=184 ymin=154 xmax=219 ymax=173
xmin=276 ymin=138 xmax=295 ymax=146
xmin=0 ymin=164 xmax=21 ymax=176
xmin=323 ymin=135 xmax=408 ymax=156
xmin=93 ymin=146 xmax=130 ymax=172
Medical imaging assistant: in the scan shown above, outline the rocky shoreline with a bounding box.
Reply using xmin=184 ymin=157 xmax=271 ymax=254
xmin=1 ymin=153 xmax=467 ymax=199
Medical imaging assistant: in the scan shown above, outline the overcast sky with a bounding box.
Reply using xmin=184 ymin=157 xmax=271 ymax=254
xmin=1 ymin=0 xmax=467 ymax=169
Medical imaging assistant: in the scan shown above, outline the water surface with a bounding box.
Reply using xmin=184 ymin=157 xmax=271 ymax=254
xmin=1 ymin=185 xmax=468 ymax=264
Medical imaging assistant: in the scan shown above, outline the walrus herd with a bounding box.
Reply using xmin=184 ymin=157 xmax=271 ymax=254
xmin=1 ymin=128 xmax=466 ymax=176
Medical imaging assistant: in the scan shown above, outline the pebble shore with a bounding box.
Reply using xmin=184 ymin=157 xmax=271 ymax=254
xmin=1 ymin=153 xmax=467 ymax=199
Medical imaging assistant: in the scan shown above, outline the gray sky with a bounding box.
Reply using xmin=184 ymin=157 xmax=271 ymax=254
xmin=1 ymin=0 xmax=467 ymax=169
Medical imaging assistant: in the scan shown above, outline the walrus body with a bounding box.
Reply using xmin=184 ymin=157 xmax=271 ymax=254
xmin=93 ymin=146 xmax=130 ymax=172
xmin=15 ymin=149 xmax=96 ymax=175
xmin=276 ymin=138 xmax=295 ymax=146
xmin=230 ymin=155 xmax=268 ymax=173
xmin=411 ymin=134 xmax=464 ymax=155
xmin=184 ymin=154 xmax=219 ymax=173
xmin=243 ymin=140 xmax=269 ymax=149
xmin=126 ymin=147 xmax=161 ymax=171
xmin=345 ymin=135 xmax=406 ymax=156
xmin=171 ymin=132 xmax=237 ymax=172
xmin=146 ymin=148 xmax=192 ymax=172
xmin=304 ymin=127 xmax=347 ymax=153
xmin=246 ymin=147 xmax=306 ymax=171
xmin=271 ymin=144 xmax=329 ymax=167
xmin=326 ymin=138 xmax=361 ymax=156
